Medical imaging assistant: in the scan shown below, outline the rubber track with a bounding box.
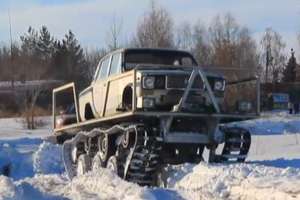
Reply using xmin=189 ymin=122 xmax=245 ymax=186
xmin=220 ymin=127 xmax=251 ymax=162
xmin=117 ymin=126 xmax=162 ymax=186
xmin=62 ymin=124 xmax=161 ymax=187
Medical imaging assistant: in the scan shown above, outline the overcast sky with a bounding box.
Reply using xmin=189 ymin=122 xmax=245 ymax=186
xmin=0 ymin=0 xmax=299 ymax=54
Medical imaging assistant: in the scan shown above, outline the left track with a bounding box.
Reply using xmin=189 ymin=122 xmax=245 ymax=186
xmin=62 ymin=124 xmax=162 ymax=186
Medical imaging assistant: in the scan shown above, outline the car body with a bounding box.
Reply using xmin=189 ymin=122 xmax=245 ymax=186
xmin=78 ymin=48 xmax=226 ymax=122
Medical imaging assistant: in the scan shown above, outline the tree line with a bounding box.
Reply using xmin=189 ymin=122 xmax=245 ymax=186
xmin=0 ymin=2 xmax=296 ymax=92
xmin=0 ymin=2 xmax=296 ymax=90
xmin=0 ymin=1 xmax=298 ymax=125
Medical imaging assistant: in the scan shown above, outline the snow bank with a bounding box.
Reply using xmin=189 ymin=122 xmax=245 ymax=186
xmin=0 ymin=142 xmax=35 ymax=180
xmin=0 ymin=170 xmax=154 ymax=200
xmin=0 ymin=176 xmax=19 ymax=200
xmin=33 ymin=142 xmax=64 ymax=174
xmin=167 ymin=163 xmax=300 ymax=200
xmin=0 ymin=113 xmax=299 ymax=199
xmin=229 ymin=113 xmax=300 ymax=135
xmin=65 ymin=170 xmax=154 ymax=200
xmin=1 ymin=162 xmax=299 ymax=200
xmin=0 ymin=139 xmax=64 ymax=180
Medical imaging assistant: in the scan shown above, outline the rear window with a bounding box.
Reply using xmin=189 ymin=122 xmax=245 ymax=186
xmin=124 ymin=50 xmax=197 ymax=71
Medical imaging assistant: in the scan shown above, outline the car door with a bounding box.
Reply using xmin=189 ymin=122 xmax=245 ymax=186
xmin=93 ymin=55 xmax=111 ymax=117
xmin=105 ymin=52 xmax=122 ymax=116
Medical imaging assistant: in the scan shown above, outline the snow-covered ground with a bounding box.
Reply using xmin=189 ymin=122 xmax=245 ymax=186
xmin=0 ymin=113 xmax=300 ymax=200
xmin=0 ymin=117 xmax=51 ymax=139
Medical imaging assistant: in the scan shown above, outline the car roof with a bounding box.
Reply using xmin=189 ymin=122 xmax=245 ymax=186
xmin=109 ymin=48 xmax=194 ymax=56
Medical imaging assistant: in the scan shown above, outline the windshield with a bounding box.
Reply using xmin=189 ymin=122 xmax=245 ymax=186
xmin=124 ymin=50 xmax=198 ymax=71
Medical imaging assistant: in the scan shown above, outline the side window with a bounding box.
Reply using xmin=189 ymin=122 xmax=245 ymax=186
xmin=98 ymin=57 xmax=110 ymax=80
xmin=109 ymin=53 xmax=121 ymax=76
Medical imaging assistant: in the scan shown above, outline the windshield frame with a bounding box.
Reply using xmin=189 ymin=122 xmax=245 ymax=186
xmin=123 ymin=49 xmax=198 ymax=71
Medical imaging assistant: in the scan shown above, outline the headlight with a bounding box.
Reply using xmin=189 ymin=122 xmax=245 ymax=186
xmin=143 ymin=97 xmax=155 ymax=108
xmin=142 ymin=76 xmax=155 ymax=89
xmin=214 ymin=80 xmax=225 ymax=91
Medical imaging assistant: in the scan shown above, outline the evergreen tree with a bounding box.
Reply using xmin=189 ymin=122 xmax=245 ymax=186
xmin=20 ymin=27 xmax=41 ymax=80
xmin=37 ymin=26 xmax=55 ymax=61
xmin=54 ymin=30 xmax=88 ymax=89
xmin=283 ymin=49 xmax=297 ymax=82
xmin=20 ymin=26 xmax=39 ymax=57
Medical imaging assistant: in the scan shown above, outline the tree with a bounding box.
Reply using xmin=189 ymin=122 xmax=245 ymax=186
xmin=59 ymin=31 xmax=88 ymax=89
xmin=85 ymin=48 xmax=107 ymax=81
xmin=208 ymin=13 xmax=259 ymax=78
xmin=106 ymin=16 xmax=123 ymax=51
xmin=260 ymin=28 xmax=286 ymax=83
xmin=175 ymin=22 xmax=193 ymax=50
xmin=0 ymin=45 xmax=19 ymax=81
xmin=175 ymin=21 xmax=212 ymax=66
xmin=14 ymin=26 xmax=57 ymax=129
xmin=209 ymin=14 xmax=238 ymax=67
xmin=17 ymin=27 xmax=50 ymax=129
xmin=132 ymin=1 xmax=174 ymax=48
xmin=191 ymin=22 xmax=213 ymax=66
xmin=282 ymin=49 xmax=297 ymax=82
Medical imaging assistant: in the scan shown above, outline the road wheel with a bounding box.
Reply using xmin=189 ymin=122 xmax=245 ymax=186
xmin=98 ymin=134 xmax=113 ymax=165
xmin=76 ymin=154 xmax=91 ymax=176
xmin=107 ymin=156 xmax=118 ymax=174
xmin=91 ymin=152 xmax=105 ymax=172
xmin=156 ymin=167 xmax=168 ymax=188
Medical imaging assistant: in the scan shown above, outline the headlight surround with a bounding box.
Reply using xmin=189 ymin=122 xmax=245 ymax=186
xmin=214 ymin=80 xmax=226 ymax=91
xmin=142 ymin=76 xmax=155 ymax=89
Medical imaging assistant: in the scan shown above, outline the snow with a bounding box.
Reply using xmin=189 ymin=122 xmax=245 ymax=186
xmin=166 ymin=163 xmax=300 ymax=200
xmin=0 ymin=113 xmax=299 ymax=199
xmin=0 ymin=117 xmax=51 ymax=139
xmin=33 ymin=142 xmax=64 ymax=175
xmin=13 ymin=171 xmax=154 ymax=200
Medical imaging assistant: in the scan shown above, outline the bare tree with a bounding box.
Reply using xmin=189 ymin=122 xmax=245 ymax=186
xmin=208 ymin=13 xmax=259 ymax=77
xmin=132 ymin=1 xmax=174 ymax=48
xmin=236 ymin=27 xmax=260 ymax=76
xmin=16 ymin=53 xmax=48 ymax=129
xmin=175 ymin=22 xmax=193 ymax=50
xmin=85 ymin=48 xmax=107 ymax=81
xmin=175 ymin=21 xmax=213 ymax=66
xmin=260 ymin=28 xmax=286 ymax=83
xmin=106 ymin=16 xmax=123 ymax=51
xmin=192 ymin=22 xmax=213 ymax=66
xmin=16 ymin=27 xmax=51 ymax=129
xmin=209 ymin=13 xmax=239 ymax=68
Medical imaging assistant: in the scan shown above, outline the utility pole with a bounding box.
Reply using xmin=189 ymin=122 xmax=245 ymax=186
xmin=265 ymin=44 xmax=270 ymax=83
xmin=8 ymin=7 xmax=14 ymax=90
xmin=265 ymin=43 xmax=273 ymax=83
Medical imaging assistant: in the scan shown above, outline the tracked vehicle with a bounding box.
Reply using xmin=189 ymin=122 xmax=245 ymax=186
xmin=52 ymin=48 xmax=259 ymax=186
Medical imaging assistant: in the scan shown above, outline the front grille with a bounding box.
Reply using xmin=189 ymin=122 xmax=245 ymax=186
xmin=166 ymin=74 xmax=203 ymax=89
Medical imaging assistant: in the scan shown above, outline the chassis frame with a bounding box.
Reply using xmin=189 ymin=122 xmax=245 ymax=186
xmin=52 ymin=67 xmax=260 ymax=145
